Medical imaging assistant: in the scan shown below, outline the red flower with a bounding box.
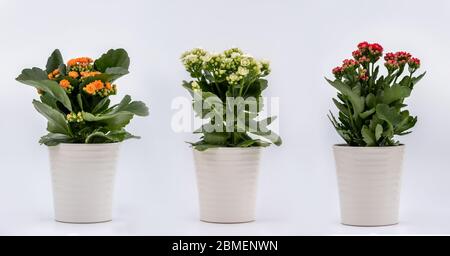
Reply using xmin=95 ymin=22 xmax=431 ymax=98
xmin=384 ymin=59 xmax=399 ymax=70
xmin=342 ymin=59 xmax=359 ymax=69
xmin=332 ymin=66 xmax=343 ymax=75
xmin=384 ymin=52 xmax=396 ymax=61
xmin=357 ymin=41 xmax=369 ymax=50
xmin=352 ymin=50 xmax=362 ymax=59
xmin=369 ymin=43 xmax=383 ymax=54
xmin=408 ymin=57 xmax=421 ymax=69
xmin=395 ymin=51 xmax=412 ymax=64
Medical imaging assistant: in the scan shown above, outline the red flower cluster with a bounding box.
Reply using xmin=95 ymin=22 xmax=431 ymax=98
xmin=408 ymin=57 xmax=420 ymax=69
xmin=356 ymin=41 xmax=383 ymax=62
xmin=384 ymin=51 xmax=420 ymax=71
xmin=332 ymin=41 xmax=422 ymax=79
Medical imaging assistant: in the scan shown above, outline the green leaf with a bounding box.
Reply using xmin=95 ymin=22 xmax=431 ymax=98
xmin=104 ymin=67 xmax=130 ymax=82
xmin=39 ymin=133 xmax=73 ymax=146
xmin=325 ymin=78 xmax=364 ymax=116
xmin=359 ymin=108 xmax=375 ymax=119
xmin=46 ymin=49 xmax=64 ymax=74
xmin=33 ymin=100 xmax=71 ymax=136
xmin=203 ymin=132 xmax=228 ymax=145
xmin=16 ymin=68 xmax=72 ymax=111
xmin=94 ymin=48 xmax=130 ymax=73
xmin=375 ymin=124 xmax=383 ymax=141
xmin=376 ymin=104 xmax=402 ymax=126
xmin=333 ymin=98 xmax=350 ymax=116
xmin=107 ymin=95 xmax=149 ymax=116
xmin=411 ymin=72 xmax=426 ymax=86
xmin=382 ymin=85 xmax=411 ymax=105
xmin=361 ymin=125 xmax=376 ymax=146
xmin=250 ymin=130 xmax=282 ymax=146
xmin=92 ymin=97 xmax=111 ymax=114
xmin=77 ymin=94 xmax=83 ymax=111
xmin=82 ymin=111 xmax=134 ymax=131
xmin=193 ymin=144 xmax=222 ymax=151
xmin=365 ymin=93 xmax=376 ymax=108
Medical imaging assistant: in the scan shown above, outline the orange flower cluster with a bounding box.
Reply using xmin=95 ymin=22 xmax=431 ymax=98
xmin=47 ymin=69 xmax=60 ymax=80
xmin=67 ymin=57 xmax=93 ymax=67
xmin=83 ymin=80 xmax=115 ymax=96
xmin=59 ymin=79 xmax=73 ymax=92
xmin=80 ymin=71 xmax=102 ymax=78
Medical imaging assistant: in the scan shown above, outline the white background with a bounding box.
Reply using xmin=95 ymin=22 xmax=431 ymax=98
xmin=1 ymin=0 xmax=449 ymax=235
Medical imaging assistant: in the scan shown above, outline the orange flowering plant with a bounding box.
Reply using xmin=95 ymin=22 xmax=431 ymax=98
xmin=16 ymin=49 xmax=149 ymax=145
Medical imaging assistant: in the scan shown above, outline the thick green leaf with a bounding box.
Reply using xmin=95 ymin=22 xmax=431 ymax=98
xmin=46 ymin=49 xmax=64 ymax=73
xmin=333 ymin=98 xmax=350 ymax=116
xmin=250 ymin=130 xmax=282 ymax=146
xmin=365 ymin=93 xmax=376 ymax=108
xmin=33 ymin=100 xmax=71 ymax=136
xmin=326 ymin=78 xmax=364 ymax=116
xmin=92 ymin=97 xmax=111 ymax=114
xmin=382 ymin=85 xmax=411 ymax=105
xmin=361 ymin=125 xmax=376 ymax=146
xmin=359 ymin=108 xmax=375 ymax=119
xmin=39 ymin=133 xmax=73 ymax=146
xmin=375 ymin=124 xmax=383 ymax=141
xmin=16 ymin=68 xmax=72 ymax=111
xmin=82 ymin=111 xmax=134 ymax=131
xmin=203 ymin=132 xmax=228 ymax=145
xmin=376 ymin=104 xmax=402 ymax=126
xmin=107 ymin=95 xmax=149 ymax=116
xmin=94 ymin=48 xmax=130 ymax=72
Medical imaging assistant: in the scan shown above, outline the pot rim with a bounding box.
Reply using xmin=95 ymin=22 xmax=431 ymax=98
xmin=333 ymin=144 xmax=405 ymax=150
xmin=192 ymin=146 xmax=262 ymax=151
xmin=48 ymin=142 xmax=121 ymax=148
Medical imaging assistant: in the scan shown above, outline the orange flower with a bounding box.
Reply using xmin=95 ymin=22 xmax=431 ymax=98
xmin=67 ymin=57 xmax=93 ymax=66
xmin=83 ymin=80 xmax=104 ymax=95
xmin=84 ymin=83 xmax=97 ymax=95
xmin=59 ymin=79 xmax=71 ymax=89
xmin=80 ymin=71 xmax=101 ymax=78
xmin=48 ymin=69 xmax=60 ymax=79
xmin=105 ymin=82 xmax=112 ymax=90
xmin=68 ymin=71 xmax=79 ymax=78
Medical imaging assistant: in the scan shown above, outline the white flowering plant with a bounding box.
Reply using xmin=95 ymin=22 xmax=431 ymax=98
xmin=181 ymin=47 xmax=282 ymax=151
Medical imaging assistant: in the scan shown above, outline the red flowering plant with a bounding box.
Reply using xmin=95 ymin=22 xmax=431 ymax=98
xmin=16 ymin=49 xmax=149 ymax=145
xmin=326 ymin=42 xmax=425 ymax=146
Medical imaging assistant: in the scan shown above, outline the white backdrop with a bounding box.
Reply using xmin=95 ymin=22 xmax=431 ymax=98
xmin=1 ymin=0 xmax=449 ymax=235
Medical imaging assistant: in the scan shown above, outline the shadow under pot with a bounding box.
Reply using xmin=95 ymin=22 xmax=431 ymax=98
xmin=48 ymin=143 xmax=120 ymax=223
xmin=193 ymin=147 xmax=261 ymax=223
xmin=333 ymin=144 xmax=405 ymax=226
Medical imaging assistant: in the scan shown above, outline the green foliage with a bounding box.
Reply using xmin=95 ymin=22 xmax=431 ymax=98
xmin=181 ymin=48 xmax=282 ymax=151
xmin=16 ymin=49 xmax=149 ymax=146
xmin=327 ymin=45 xmax=425 ymax=146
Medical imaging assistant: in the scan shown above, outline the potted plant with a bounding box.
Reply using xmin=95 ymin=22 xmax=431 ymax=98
xmin=16 ymin=49 xmax=149 ymax=223
xmin=180 ymin=48 xmax=282 ymax=223
xmin=326 ymin=42 xmax=425 ymax=226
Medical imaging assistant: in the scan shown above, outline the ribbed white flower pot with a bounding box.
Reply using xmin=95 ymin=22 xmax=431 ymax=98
xmin=333 ymin=145 xmax=405 ymax=226
xmin=48 ymin=143 xmax=120 ymax=223
xmin=193 ymin=147 xmax=261 ymax=223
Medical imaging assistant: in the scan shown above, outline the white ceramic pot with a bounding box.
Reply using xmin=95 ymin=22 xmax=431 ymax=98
xmin=48 ymin=143 xmax=120 ymax=223
xmin=193 ymin=147 xmax=261 ymax=223
xmin=333 ymin=145 xmax=405 ymax=226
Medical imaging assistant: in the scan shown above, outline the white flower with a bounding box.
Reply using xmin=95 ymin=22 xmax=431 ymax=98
xmin=227 ymin=73 xmax=239 ymax=84
xmin=240 ymin=58 xmax=251 ymax=67
xmin=231 ymin=52 xmax=241 ymax=58
xmin=238 ymin=67 xmax=249 ymax=76
xmin=201 ymin=54 xmax=212 ymax=62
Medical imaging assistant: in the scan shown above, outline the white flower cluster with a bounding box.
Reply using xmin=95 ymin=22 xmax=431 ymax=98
xmin=181 ymin=47 xmax=270 ymax=85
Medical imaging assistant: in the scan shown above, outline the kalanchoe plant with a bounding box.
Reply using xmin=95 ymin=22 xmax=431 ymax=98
xmin=181 ymin=47 xmax=282 ymax=151
xmin=326 ymin=42 xmax=425 ymax=146
xmin=16 ymin=49 xmax=149 ymax=146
